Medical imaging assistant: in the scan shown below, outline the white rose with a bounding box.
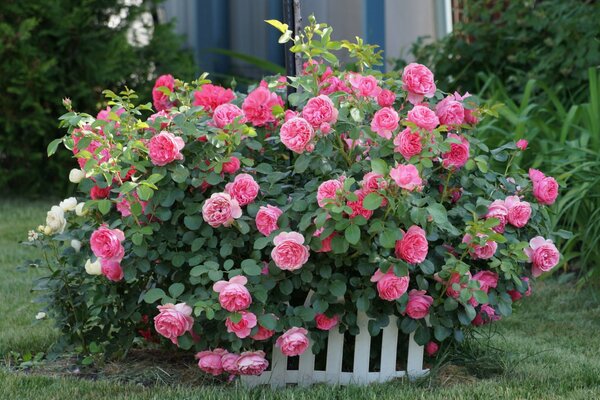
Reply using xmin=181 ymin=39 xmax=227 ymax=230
xmin=85 ymin=259 xmax=102 ymax=275
xmin=45 ymin=206 xmax=67 ymax=234
xmin=69 ymin=169 xmax=86 ymax=183
xmin=71 ymin=239 xmax=82 ymax=253
xmin=75 ymin=202 xmax=87 ymax=217
xmin=59 ymin=197 xmax=77 ymax=212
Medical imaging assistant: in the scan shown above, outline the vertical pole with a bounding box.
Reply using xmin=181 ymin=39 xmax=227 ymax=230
xmin=363 ymin=0 xmax=386 ymax=72
xmin=282 ymin=0 xmax=302 ymax=98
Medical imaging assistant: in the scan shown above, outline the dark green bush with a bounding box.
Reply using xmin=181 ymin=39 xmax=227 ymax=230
xmin=0 ymin=0 xmax=196 ymax=196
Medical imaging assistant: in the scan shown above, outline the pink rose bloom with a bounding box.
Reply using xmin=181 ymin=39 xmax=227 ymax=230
xmin=213 ymin=103 xmax=245 ymax=128
xmin=402 ymin=63 xmax=436 ymax=104
xmin=148 ymin=131 xmax=185 ymax=166
xmin=405 ymin=289 xmax=434 ymax=319
xmin=361 ymin=172 xmax=387 ymax=206
xmin=371 ymin=268 xmax=410 ymax=301
xmin=436 ymin=95 xmax=465 ymax=126
xmin=236 ymin=351 xmax=269 ymax=376
xmin=90 ymin=185 xmax=111 ymax=200
xmin=279 ymin=117 xmax=315 ymax=154
xmin=407 ymin=105 xmax=439 ymax=131
xmin=320 ymin=75 xmax=352 ymax=95
xmin=302 ymin=95 xmax=338 ymax=128
xmin=445 ymin=271 xmax=472 ymax=298
xmin=100 ymin=259 xmax=124 ymax=282
xmin=486 ymin=199 xmax=509 ymax=233
xmin=524 ymin=236 xmax=560 ymax=277
xmin=147 ymin=109 xmax=173 ymax=130
xmin=152 ymin=74 xmax=175 ymax=111
xmin=516 ymin=139 xmax=528 ymax=151
xmin=284 ymin=109 xmax=299 ymax=122
xmin=90 ymin=226 xmax=125 ymax=261
xmin=255 ymin=205 xmax=283 ymax=236
xmin=371 ymin=107 xmax=399 ymax=139
xmin=390 ymin=164 xmax=422 ymax=192
xmin=377 ymin=89 xmax=396 ymax=107
xmin=504 ymin=195 xmax=531 ymax=228
xmin=116 ymin=192 xmax=147 ymax=218
xmin=225 ymin=173 xmax=260 ymax=206
xmin=315 ymin=314 xmax=339 ymax=331
xmin=221 ymin=352 xmax=240 ymax=375
xmin=348 ymin=74 xmax=381 ymax=98
xmin=276 ymin=327 xmax=310 ymax=356
xmin=196 ymin=348 xmax=227 ymax=376
xmin=462 ymin=233 xmax=498 ymax=260
xmin=76 ymin=139 xmax=111 ymax=169
xmin=154 ymin=303 xmax=194 ymax=345
xmin=317 ymin=178 xmax=344 ymax=207
xmin=346 ymin=189 xmax=374 ymax=220
xmin=394 ymin=128 xmax=423 ymax=160
xmin=213 ymin=275 xmax=252 ymax=312
xmin=529 ymin=169 xmax=559 ymax=205
xmin=271 ymin=231 xmax=310 ymax=271
xmin=442 ymin=134 xmax=470 ymax=169
xmin=193 ymin=84 xmax=235 ymax=113
xmin=313 ymin=228 xmax=336 ymax=253
xmin=425 ymin=341 xmax=439 ymax=356
xmin=225 ymin=311 xmax=257 ymax=339
xmin=472 ymin=270 xmax=498 ymax=293
xmin=251 ymin=325 xmax=275 ymax=341
xmin=221 ymin=156 xmax=241 ymax=174
xmin=472 ymin=304 xmax=500 ymax=326
xmin=201 ymin=192 xmax=242 ymax=227
xmin=395 ymin=225 xmax=428 ymax=264
xmin=242 ymin=86 xmax=283 ymax=127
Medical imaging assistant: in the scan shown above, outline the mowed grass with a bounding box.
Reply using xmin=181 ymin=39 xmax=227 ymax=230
xmin=1 ymin=199 xmax=600 ymax=399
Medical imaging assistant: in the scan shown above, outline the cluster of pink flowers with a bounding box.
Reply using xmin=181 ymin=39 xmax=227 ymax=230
xmin=90 ymin=225 xmax=125 ymax=281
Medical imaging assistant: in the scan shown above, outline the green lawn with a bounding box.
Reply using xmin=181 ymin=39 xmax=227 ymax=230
xmin=2 ymin=199 xmax=600 ymax=399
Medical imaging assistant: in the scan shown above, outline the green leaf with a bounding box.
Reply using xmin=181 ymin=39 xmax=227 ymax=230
xmin=168 ymin=283 xmax=185 ymax=298
xmin=345 ymin=224 xmax=361 ymax=245
xmin=144 ymin=288 xmax=165 ymax=304
xmin=330 ymin=235 xmax=349 ymax=254
xmin=294 ymin=154 xmax=311 ymax=173
xmin=136 ymin=185 xmax=153 ymax=201
xmin=356 ymin=295 xmax=370 ymax=312
xmin=47 ymin=138 xmax=63 ymax=156
xmin=371 ymin=158 xmax=388 ymax=175
xmin=98 ymin=199 xmax=111 ymax=215
xmin=434 ymin=325 xmax=452 ymax=341
xmin=379 ymin=228 xmax=397 ymax=249
xmin=253 ymin=236 xmax=271 ymax=250
xmin=329 ymin=280 xmax=346 ymax=297
xmin=279 ymin=279 xmax=293 ymax=295
xmin=171 ymin=165 xmax=189 ymax=183
xmin=264 ymin=19 xmax=289 ymax=34
xmin=363 ymin=193 xmax=383 ymax=210
xmin=241 ymin=259 xmax=262 ymax=276
xmin=427 ymin=203 xmax=448 ymax=223
xmin=295 ymin=306 xmax=316 ymax=322
xmin=258 ymin=314 xmax=278 ymax=330
xmin=414 ymin=325 xmax=431 ymax=345
xmin=208 ymin=270 xmax=223 ymax=281
xmin=184 ymin=215 xmax=203 ymax=230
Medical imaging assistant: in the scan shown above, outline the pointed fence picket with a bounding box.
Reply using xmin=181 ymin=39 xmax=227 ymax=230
xmin=241 ymin=312 xmax=427 ymax=388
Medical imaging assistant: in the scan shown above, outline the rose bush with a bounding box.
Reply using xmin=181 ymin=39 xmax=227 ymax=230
xmin=27 ymin=17 xmax=565 ymax=380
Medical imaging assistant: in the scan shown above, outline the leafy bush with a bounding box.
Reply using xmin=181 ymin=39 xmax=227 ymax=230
xmin=25 ymin=17 xmax=563 ymax=378
xmin=0 ymin=0 xmax=196 ymax=196
xmin=405 ymin=0 xmax=600 ymax=103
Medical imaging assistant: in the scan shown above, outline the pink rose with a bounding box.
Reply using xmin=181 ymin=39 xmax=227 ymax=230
xmin=472 ymin=270 xmax=498 ymax=293
xmin=320 ymin=75 xmax=351 ymax=95
xmin=377 ymin=89 xmax=396 ymax=107
xmin=407 ymin=105 xmax=439 ymax=131
xmin=213 ymin=103 xmax=244 ymax=128
xmin=524 ymin=236 xmax=560 ymax=277
xmin=361 ymin=172 xmax=387 ymax=192
xmin=75 ymin=139 xmax=111 ymax=169
xmin=348 ymin=74 xmax=381 ymax=98
xmin=425 ymin=341 xmax=439 ymax=356
xmin=193 ymin=84 xmax=235 ymax=113
xmin=279 ymin=117 xmax=315 ymax=154
xmin=213 ymin=275 xmax=252 ymax=312
xmin=276 ymin=327 xmax=310 ymax=356
xmin=152 ymin=74 xmax=175 ymax=111
xmin=394 ymin=128 xmax=423 ymax=160
xmin=516 ymin=139 xmax=528 ymax=151
xmin=271 ymin=231 xmax=310 ymax=271
xmin=405 ymin=289 xmax=434 ymax=319
xmin=242 ymin=86 xmax=283 ymax=127
xmin=221 ymin=156 xmax=241 ymax=174
xmin=90 ymin=226 xmax=125 ymax=261
xmin=346 ymin=189 xmax=374 ymax=220
xmin=315 ymin=314 xmax=339 ymax=331
xmin=148 ymin=131 xmax=185 ymax=166
xmin=436 ymin=95 xmax=465 ymax=126
xmin=96 ymin=106 xmax=125 ymax=121
xmin=201 ymin=192 xmax=242 ymax=227
xmin=486 ymin=199 xmax=509 ymax=233
xmin=196 ymin=348 xmax=227 ymax=376
xmin=225 ymin=173 xmax=260 ymax=206
xmin=504 ymin=195 xmax=531 ymax=228
xmin=221 ymin=352 xmax=240 ymax=375
xmin=100 ymin=259 xmax=124 ymax=282
xmin=90 ymin=185 xmax=111 ymax=200
xmin=317 ymin=178 xmax=344 ymax=207
xmin=236 ymin=351 xmax=269 ymax=376
xmin=390 ymin=164 xmax=423 ymax=192
xmin=529 ymin=169 xmax=559 ymax=205
xmin=402 ymin=63 xmax=436 ymax=104
xmin=255 ymin=205 xmax=283 ymax=236
xmin=313 ymin=228 xmax=336 ymax=253
xmin=302 ymin=95 xmax=338 ymax=128
xmin=395 ymin=225 xmax=428 ymax=264
xmin=154 ymin=303 xmax=194 ymax=345
xmin=147 ymin=109 xmax=173 ymax=130
xmin=371 ymin=107 xmax=399 ymax=139
xmin=442 ymin=134 xmax=470 ymax=169
xmin=225 ymin=311 xmax=257 ymax=339
xmin=472 ymin=304 xmax=500 ymax=326
xmin=445 ymin=271 xmax=472 ymax=299
xmin=251 ymin=324 xmax=275 ymax=341
xmin=116 ymin=192 xmax=147 ymax=218
xmin=371 ymin=268 xmax=410 ymax=301
xmin=462 ymin=233 xmax=497 ymax=260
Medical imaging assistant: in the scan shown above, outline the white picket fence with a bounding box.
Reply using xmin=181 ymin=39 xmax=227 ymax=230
xmin=241 ymin=312 xmax=427 ymax=387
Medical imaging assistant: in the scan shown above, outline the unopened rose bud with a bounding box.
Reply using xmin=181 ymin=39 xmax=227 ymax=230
xmin=43 ymin=226 xmax=53 ymax=235
xmin=69 ymin=168 xmax=85 ymax=183
xmin=75 ymin=202 xmax=87 ymax=217
xmin=85 ymin=259 xmax=102 ymax=275
xmin=516 ymin=139 xmax=528 ymax=151
xmin=37 ymin=225 xmax=45 ymax=233
xmin=63 ymin=97 xmax=72 ymax=111
xmin=71 ymin=239 xmax=82 ymax=253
